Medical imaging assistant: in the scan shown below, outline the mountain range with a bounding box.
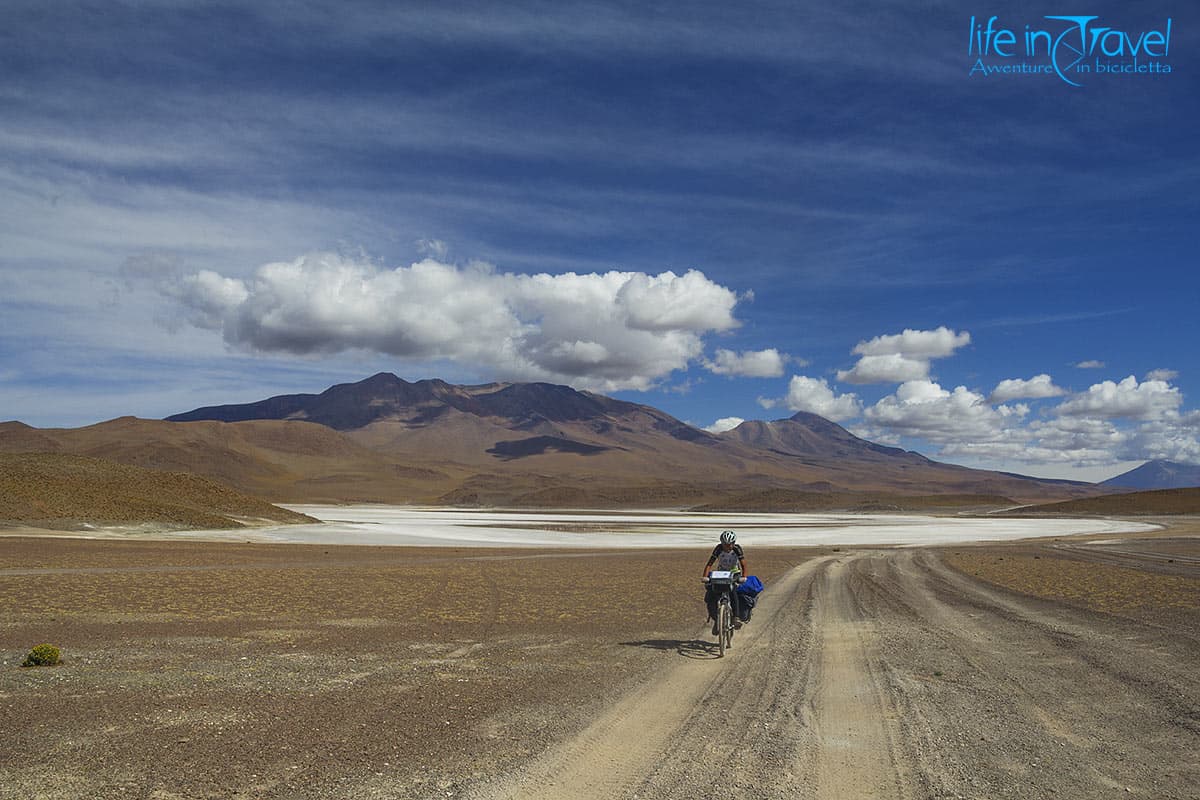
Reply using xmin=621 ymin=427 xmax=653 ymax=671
xmin=2 ymin=373 xmax=1110 ymax=509
xmin=1101 ymin=460 xmax=1200 ymax=490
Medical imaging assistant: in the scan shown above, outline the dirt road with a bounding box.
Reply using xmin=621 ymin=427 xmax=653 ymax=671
xmin=472 ymin=550 xmax=1200 ymax=800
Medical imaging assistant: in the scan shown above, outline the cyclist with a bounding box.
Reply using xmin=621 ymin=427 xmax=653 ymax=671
xmin=703 ymin=530 xmax=747 ymax=635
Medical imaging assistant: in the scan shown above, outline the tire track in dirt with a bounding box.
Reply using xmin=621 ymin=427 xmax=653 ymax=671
xmin=472 ymin=554 xmax=925 ymax=800
xmin=807 ymin=558 xmax=916 ymax=799
xmin=851 ymin=549 xmax=1200 ymax=798
xmin=469 ymin=557 xmax=829 ymax=800
xmin=623 ymin=556 xmax=824 ymax=799
xmin=470 ymin=547 xmax=1200 ymax=799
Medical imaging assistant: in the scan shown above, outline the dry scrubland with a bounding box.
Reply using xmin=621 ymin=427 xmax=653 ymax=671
xmin=2 ymin=523 xmax=1197 ymax=799
xmin=946 ymin=543 xmax=1200 ymax=626
xmin=0 ymin=538 xmax=811 ymax=798
xmin=1005 ymin=486 xmax=1200 ymax=515
xmin=0 ymin=453 xmax=313 ymax=530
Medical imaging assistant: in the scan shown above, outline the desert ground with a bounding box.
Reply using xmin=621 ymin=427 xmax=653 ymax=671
xmin=2 ymin=521 xmax=1198 ymax=799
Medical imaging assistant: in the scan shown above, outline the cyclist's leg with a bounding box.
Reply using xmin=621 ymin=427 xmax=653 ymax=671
xmin=704 ymin=585 xmax=719 ymax=620
xmin=705 ymin=585 xmax=719 ymax=634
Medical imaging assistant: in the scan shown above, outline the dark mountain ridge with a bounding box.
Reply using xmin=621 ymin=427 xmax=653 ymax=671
xmin=151 ymin=373 xmax=1099 ymax=507
xmin=168 ymin=374 xmax=470 ymax=429
xmin=168 ymin=372 xmax=701 ymax=435
xmin=1102 ymin=460 xmax=1200 ymax=490
xmin=721 ymin=412 xmax=931 ymax=466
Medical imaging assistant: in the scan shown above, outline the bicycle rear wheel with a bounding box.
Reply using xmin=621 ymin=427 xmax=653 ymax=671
xmin=717 ymin=600 xmax=730 ymax=657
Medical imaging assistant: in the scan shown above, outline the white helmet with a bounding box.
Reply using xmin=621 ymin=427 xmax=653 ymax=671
xmin=720 ymin=530 xmax=736 ymax=545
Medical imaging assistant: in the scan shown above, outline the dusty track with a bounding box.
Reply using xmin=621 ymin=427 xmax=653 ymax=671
xmin=473 ymin=557 xmax=831 ymax=800
xmin=472 ymin=550 xmax=1200 ymax=800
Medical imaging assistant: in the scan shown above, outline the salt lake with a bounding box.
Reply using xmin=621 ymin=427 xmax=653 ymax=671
xmin=170 ymin=505 xmax=1161 ymax=548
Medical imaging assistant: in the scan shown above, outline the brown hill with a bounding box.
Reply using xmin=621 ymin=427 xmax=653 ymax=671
xmin=1010 ymin=487 xmax=1200 ymax=516
xmin=3 ymin=374 xmax=1107 ymax=509
xmin=0 ymin=452 xmax=315 ymax=529
xmin=0 ymin=417 xmax=468 ymax=504
xmin=721 ymin=412 xmax=930 ymax=465
xmin=0 ymin=421 xmax=64 ymax=452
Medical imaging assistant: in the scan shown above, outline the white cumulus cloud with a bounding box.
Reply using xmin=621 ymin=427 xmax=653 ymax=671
xmin=781 ymin=376 xmax=862 ymax=422
xmin=1119 ymin=412 xmax=1200 ymax=463
xmin=864 ymin=379 xmax=1019 ymax=445
xmin=837 ymin=354 xmax=930 ymax=384
xmin=704 ymin=416 xmax=745 ymax=434
xmin=802 ymin=335 xmax=1200 ymax=475
xmin=837 ymin=326 xmax=970 ymax=385
xmin=851 ymin=326 xmax=971 ymax=359
xmin=1075 ymin=360 xmax=1105 ymax=369
xmin=848 ymin=424 xmax=902 ymax=446
xmin=1056 ymin=376 xmax=1181 ymax=421
xmin=907 ymin=411 xmax=1137 ymax=471
xmin=169 ymin=269 xmax=251 ymax=328
xmin=705 ymin=348 xmax=786 ymax=377
xmin=165 ymin=252 xmax=741 ymax=391
xmin=616 ymin=269 xmax=740 ymax=332
xmin=1024 ymin=416 xmax=1127 ymax=461
xmin=989 ymin=374 xmax=1066 ymax=403
xmin=938 ymin=440 xmax=1116 ymax=468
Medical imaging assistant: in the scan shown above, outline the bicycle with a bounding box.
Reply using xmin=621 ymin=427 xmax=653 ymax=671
xmin=704 ymin=570 xmax=743 ymax=657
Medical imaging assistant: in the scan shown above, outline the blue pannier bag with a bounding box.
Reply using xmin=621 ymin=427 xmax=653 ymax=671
xmin=737 ymin=575 xmax=764 ymax=596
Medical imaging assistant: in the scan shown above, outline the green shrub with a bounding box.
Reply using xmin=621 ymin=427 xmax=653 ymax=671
xmin=21 ymin=644 xmax=62 ymax=667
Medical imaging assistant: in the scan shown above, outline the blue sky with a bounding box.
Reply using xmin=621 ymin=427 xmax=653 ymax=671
xmin=2 ymin=0 xmax=1197 ymax=481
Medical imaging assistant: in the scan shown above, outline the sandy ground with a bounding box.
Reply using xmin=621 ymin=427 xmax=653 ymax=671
xmin=2 ymin=523 xmax=1198 ymax=799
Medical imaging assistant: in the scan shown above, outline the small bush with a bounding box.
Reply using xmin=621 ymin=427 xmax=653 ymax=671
xmin=21 ymin=644 xmax=62 ymax=667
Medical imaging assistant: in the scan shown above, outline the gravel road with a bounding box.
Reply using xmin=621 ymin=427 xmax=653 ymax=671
xmin=470 ymin=549 xmax=1200 ymax=800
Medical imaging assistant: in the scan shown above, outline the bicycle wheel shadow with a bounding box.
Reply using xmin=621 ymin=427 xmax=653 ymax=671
xmin=619 ymin=639 xmax=722 ymax=660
